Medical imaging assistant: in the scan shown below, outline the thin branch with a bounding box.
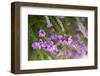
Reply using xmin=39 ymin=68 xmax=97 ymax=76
xmin=44 ymin=16 xmax=51 ymax=24
xmin=79 ymin=23 xmax=88 ymax=38
xmin=76 ymin=18 xmax=88 ymax=38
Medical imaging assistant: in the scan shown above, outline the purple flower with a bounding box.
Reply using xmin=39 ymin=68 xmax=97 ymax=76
xmin=52 ymin=48 xmax=61 ymax=56
xmin=67 ymin=40 xmax=73 ymax=46
xmin=58 ymin=37 xmax=72 ymax=46
xmin=75 ymin=34 xmax=81 ymax=40
xmin=49 ymin=34 xmax=57 ymax=40
xmin=45 ymin=44 xmax=56 ymax=52
xmin=58 ymin=38 xmax=66 ymax=45
xmin=41 ymin=42 xmax=48 ymax=48
xmin=66 ymin=50 xmax=72 ymax=58
xmin=73 ymin=50 xmax=86 ymax=58
xmin=76 ymin=25 xmax=81 ymax=31
xmin=73 ymin=50 xmax=82 ymax=58
xmin=57 ymin=16 xmax=64 ymax=19
xmin=80 ymin=49 xmax=87 ymax=56
xmin=57 ymin=34 xmax=63 ymax=40
xmin=39 ymin=29 xmax=46 ymax=37
xmin=75 ymin=41 xmax=84 ymax=49
xmin=68 ymin=36 xmax=72 ymax=41
xmin=47 ymin=23 xmax=53 ymax=28
xmin=66 ymin=36 xmax=73 ymax=46
xmin=38 ymin=39 xmax=49 ymax=49
xmin=32 ymin=42 xmax=41 ymax=49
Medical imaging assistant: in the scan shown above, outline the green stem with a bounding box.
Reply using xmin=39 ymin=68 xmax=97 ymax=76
xmin=56 ymin=17 xmax=65 ymax=32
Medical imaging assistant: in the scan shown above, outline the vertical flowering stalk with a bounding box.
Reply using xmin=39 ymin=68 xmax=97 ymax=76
xmin=44 ymin=16 xmax=55 ymax=32
xmin=44 ymin=16 xmax=53 ymax=28
xmin=76 ymin=18 xmax=88 ymax=38
xmin=79 ymin=23 xmax=87 ymax=38
xmin=56 ymin=17 xmax=65 ymax=32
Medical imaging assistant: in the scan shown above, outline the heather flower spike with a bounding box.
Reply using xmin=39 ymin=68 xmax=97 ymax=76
xmin=44 ymin=16 xmax=53 ymax=28
xmin=56 ymin=17 xmax=65 ymax=32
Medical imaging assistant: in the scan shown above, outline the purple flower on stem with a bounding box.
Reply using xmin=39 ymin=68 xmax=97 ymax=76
xmin=39 ymin=29 xmax=46 ymax=37
xmin=67 ymin=40 xmax=73 ymax=46
xmin=66 ymin=36 xmax=73 ymax=46
xmin=75 ymin=34 xmax=81 ymax=40
xmin=73 ymin=49 xmax=86 ymax=58
xmin=40 ymin=41 xmax=48 ymax=48
xmin=73 ymin=50 xmax=82 ymax=58
xmin=58 ymin=37 xmax=73 ymax=47
xmin=32 ymin=42 xmax=41 ymax=49
xmin=57 ymin=34 xmax=63 ymax=40
xmin=57 ymin=16 xmax=64 ymax=19
xmin=52 ymin=48 xmax=61 ymax=56
xmin=75 ymin=41 xmax=84 ymax=49
xmin=47 ymin=23 xmax=53 ymax=28
xmin=45 ymin=44 xmax=56 ymax=52
xmin=49 ymin=34 xmax=57 ymax=40
xmin=68 ymin=36 xmax=72 ymax=41
xmin=58 ymin=38 xmax=66 ymax=45
xmin=76 ymin=25 xmax=81 ymax=31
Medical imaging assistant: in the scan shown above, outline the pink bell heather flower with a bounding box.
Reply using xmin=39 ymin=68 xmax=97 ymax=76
xmin=39 ymin=29 xmax=46 ymax=37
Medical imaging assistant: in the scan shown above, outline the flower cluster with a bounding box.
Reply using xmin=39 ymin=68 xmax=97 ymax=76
xmin=31 ymin=16 xmax=88 ymax=59
xmin=32 ymin=29 xmax=74 ymax=57
xmin=32 ymin=28 xmax=87 ymax=59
